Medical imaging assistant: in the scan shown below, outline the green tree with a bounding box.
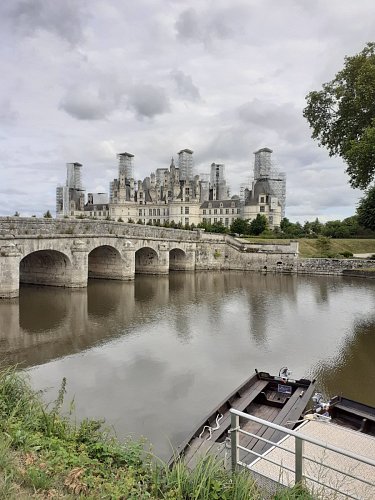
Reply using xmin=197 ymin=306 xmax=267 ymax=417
xmin=249 ymin=214 xmax=268 ymax=235
xmin=43 ymin=210 xmax=52 ymax=218
xmin=316 ymin=236 xmax=332 ymax=256
xmin=230 ymin=218 xmax=249 ymax=235
xmin=210 ymin=221 xmax=227 ymax=233
xmin=13 ymin=211 xmax=20 ymax=217
xmin=303 ymin=43 xmax=375 ymax=189
xmin=357 ymin=186 xmax=375 ymax=230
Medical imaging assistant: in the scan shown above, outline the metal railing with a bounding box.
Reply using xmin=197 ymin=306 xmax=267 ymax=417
xmin=230 ymin=409 xmax=375 ymax=499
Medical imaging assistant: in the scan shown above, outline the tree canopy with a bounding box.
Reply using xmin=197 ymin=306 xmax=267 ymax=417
xmin=249 ymin=214 xmax=268 ymax=235
xmin=357 ymin=186 xmax=375 ymax=230
xmin=303 ymin=42 xmax=375 ymax=190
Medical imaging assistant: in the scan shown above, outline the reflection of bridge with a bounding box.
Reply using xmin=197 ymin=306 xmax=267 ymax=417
xmin=0 ymin=218 xmax=298 ymax=298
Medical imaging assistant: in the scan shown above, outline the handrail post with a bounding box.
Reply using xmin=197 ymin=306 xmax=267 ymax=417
xmin=295 ymin=437 xmax=304 ymax=484
xmin=230 ymin=411 xmax=239 ymax=472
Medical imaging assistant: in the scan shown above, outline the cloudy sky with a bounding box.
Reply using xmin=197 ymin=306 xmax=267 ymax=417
xmin=1 ymin=0 xmax=374 ymax=221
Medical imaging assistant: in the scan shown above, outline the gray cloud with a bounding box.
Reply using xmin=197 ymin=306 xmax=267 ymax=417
xmin=175 ymin=8 xmax=203 ymax=42
xmin=4 ymin=0 xmax=85 ymax=45
xmin=0 ymin=100 xmax=18 ymax=124
xmin=60 ymin=85 xmax=119 ymax=121
xmin=171 ymin=70 xmax=200 ymax=101
xmin=127 ymin=85 xmax=170 ymax=119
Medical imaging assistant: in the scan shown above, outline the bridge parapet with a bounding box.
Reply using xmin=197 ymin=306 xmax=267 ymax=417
xmin=0 ymin=217 xmax=203 ymax=242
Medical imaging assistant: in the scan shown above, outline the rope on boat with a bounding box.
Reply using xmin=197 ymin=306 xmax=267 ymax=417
xmin=199 ymin=413 xmax=223 ymax=441
xmin=286 ymin=413 xmax=331 ymax=425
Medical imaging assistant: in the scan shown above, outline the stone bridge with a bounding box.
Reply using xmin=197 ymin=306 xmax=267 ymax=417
xmin=0 ymin=218 xmax=299 ymax=298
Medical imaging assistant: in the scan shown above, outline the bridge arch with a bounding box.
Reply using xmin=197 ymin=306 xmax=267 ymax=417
xmin=169 ymin=248 xmax=188 ymax=271
xmin=20 ymin=250 xmax=72 ymax=287
xmin=135 ymin=247 xmax=160 ymax=274
xmin=88 ymin=245 xmax=124 ymax=280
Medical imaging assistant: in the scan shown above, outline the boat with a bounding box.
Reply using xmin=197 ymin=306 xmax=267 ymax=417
xmin=169 ymin=368 xmax=316 ymax=468
xmin=311 ymin=393 xmax=375 ymax=436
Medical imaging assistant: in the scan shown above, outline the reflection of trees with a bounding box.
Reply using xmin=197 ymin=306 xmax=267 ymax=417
xmin=312 ymin=318 xmax=375 ymax=406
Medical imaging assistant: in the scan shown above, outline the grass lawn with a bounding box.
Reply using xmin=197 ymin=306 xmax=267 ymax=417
xmin=242 ymin=238 xmax=375 ymax=258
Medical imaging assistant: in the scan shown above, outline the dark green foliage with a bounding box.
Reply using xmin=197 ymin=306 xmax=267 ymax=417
xmin=43 ymin=210 xmax=52 ymax=219
xmin=303 ymin=42 xmax=375 ymax=189
xmin=197 ymin=220 xmax=228 ymax=233
xmin=230 ymin=218 xmax=250 ymax=235
xmin=357 ymin=185 xmax=375 ymax=230
xmin=249 ymin=214 xmax=268 ymax=235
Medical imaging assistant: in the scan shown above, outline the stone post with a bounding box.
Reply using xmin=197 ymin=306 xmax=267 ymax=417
xmin=184 ymin=244 xmax=196 ymax=271
xmin=157 ymin=243 xmax=170 ymax=274
xmin=70 ymin=240 xmax=89 ymax=288
xmin=121 ymin=241 xmax=135 ymax=280
xmin=0 ymin=243 xmax=22 ymax=298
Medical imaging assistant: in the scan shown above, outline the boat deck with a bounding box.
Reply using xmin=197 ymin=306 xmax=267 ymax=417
xmin=182 ymin=380 xmax=315 ymax=468
xmin=251 ymin=419 xmax=375 ymax=499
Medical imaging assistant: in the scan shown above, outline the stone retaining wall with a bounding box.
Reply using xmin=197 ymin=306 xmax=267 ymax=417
xmin=297 ymin=258 xmax=375 ymax=276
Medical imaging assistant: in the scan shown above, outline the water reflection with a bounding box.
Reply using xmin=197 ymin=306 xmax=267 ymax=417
xmin=313 ymin=318 xmax=375 ymax=406
xmin=0 ymin=272 xmax=374 ymax=459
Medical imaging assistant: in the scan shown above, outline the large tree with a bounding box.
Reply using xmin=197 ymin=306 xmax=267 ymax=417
xmin=249 ymin=214 xmax=268 ymax=235
xmin=357 ymin=186 xmax=375 ymax=230
xmin=303 ymin=42 xmax=375 ymax=190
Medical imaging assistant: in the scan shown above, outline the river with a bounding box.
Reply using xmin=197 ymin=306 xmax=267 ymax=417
xmin=1 ymin=272 xmax=374 ymax=459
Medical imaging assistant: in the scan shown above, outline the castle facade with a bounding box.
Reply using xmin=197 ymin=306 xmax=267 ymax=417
xmin=56 ymin=148 xmax=285 ymax=229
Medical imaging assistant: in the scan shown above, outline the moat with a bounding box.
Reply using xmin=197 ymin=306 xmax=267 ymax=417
xmin=1 ymin=272 xmax=374 ymax=459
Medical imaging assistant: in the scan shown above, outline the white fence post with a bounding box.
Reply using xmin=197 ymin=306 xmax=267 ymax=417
xmin=295 ymin=437 xmax=304 ymax=484
xmin=230 ymin=411 xmax=239 ymax=472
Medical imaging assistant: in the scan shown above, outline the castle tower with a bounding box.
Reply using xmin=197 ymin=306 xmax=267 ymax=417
xmin=178 ymin=149 xmax=194 ymax=181
xmin=117 ymin=152 xmax=134 ymax=179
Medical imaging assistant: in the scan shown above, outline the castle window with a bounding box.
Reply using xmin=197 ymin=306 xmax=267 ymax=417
xmin=225 ymin=208 xmax=229 ymax=214
xmin=260 ymin=206 xmax=265 ymax=212
xmin=220 ymin=209 xmax=223 ymax=214
xmin=139 ymin=209 xmax=142 ymax=216
xmin=260 ymin=196 xmax=265 ymax=203
xmin=149 ymin=209 xmax=152 ymax=216
xmin=203 ymin=209 xmax=206 ymax=215
xmin=214 ymin=209 xmax=217 ymax=214
xmin=185 ymin=206 xmax=189 ymax=214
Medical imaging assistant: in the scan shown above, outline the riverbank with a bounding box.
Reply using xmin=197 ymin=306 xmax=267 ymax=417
xmin=243 ymin=238 xmax=375 ymax=258
xmin=0 ymin=367 xmax=312 ymax=499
